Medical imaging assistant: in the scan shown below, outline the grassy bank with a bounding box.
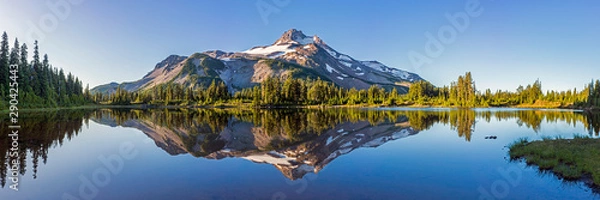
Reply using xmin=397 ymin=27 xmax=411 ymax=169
xmin=509 ymin=136 xmax=600 ymax=188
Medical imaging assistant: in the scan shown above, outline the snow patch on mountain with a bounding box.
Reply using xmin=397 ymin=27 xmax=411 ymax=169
xmin=323 ymin=47 xmax=337 ymax=57
xmin=243 ymin=44 xmax=296 ymax=57
xmin=340 ymin=61 xmax=352 ymax=68
xmin=269 ymin=52 xmax=286 ymax=59
xmin=362 ymin=129 xmax=414 ymax=147
xmin=243 ymin=152 xmax=296 ymax=165
xmin=361 ymin=61 xmax=383 ymax=70
xmin=338 ymin=54 xmax=353 ymax=62
xmin=361 ymin=61 xmax=414 ymax=81
xmin=326 ymin=136 xmax=334 ymax=146
xmin=326 ymin=64 xmax=335 ymax=73
xmin=298 ymin=37 xmax=314 ymax=45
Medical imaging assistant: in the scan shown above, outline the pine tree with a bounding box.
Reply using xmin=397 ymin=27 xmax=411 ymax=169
xmin=260 ymin=77 xmax=280 ymax=105
xmin=464 ymin=72 xmax=476 ymax=107
xmin=218 ymin=81 xmax=229 ymax=100
xmin=84 ymin=84 xmax=90 ymax=101
xmin=206 ymin=80 xmax=220 ymax=103
xmin=347 ymin=88 xmax=358 ymax=105
xmin=74 ymin=77 xmax=82 ymax=95
xmin=595 ymin=80 xmax=600 ymax=106
xmin=589 ymin=80 xmax=595 ymax=106
xmin=308 ymin=79 xmax=326 ymax=104
xmin=0 ymin=32 xmax=9 ymax=95
xmin=9 ymin=39 xmax=19 ymax=65
xmin=532 ymin=79 xmax=542 ymax=101
xmin=252 ymin=85 xmax=260 ymax=106
xmin=367 ymin=85 xmax=381 ymax=104
xmin=58 ymin=69 xmax=68 ymax=104
xmin=282 ymin=78 xmax=293 ymax=103
xmin=40 ymin=54 xmax=50 ymax=98
xmin=386 ymin=87 xmax=398 ymax=105
xmin=457 ymin=76 xmax=465 ymax=106
xmin=66 ymin=72 xmax=74 ymax=95
xmin=19 ymin=44 xmax=30 ymax=92
xmin=31 ymin=40 xmax=42 ymax=96
xmin=449 ymin=82 xmax=457 ymax=105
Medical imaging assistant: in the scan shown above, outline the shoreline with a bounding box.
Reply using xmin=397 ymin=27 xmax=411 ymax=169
xmin=1 ymin=103 xmax=598 ymax=113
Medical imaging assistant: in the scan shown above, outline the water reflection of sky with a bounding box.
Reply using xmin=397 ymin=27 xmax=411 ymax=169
xmin=0 ymin=109 xmax=598 ymax=199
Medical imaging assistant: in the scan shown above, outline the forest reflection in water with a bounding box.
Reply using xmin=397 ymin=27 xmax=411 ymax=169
xmin=1 ymin=108 xmax=599 ymax=187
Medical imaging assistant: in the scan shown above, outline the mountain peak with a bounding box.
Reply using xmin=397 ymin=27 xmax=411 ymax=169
xmin=93 ymin=29 xmax=424 ymax=95
xmin=313 ymin=35 xmax=324 ymax=45
xmin=286 ymin=28 xmax=305 ymax=35
xmin=282 ymin=28 xmax=307 ymax=39
xmin=153 ymin=54 xmax=187 ymax=69
xmin=274 ymin=29 xmax=313 ymax=45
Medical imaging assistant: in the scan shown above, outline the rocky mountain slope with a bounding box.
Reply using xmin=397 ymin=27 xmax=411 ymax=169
xmin=92 ymin=29 xmax=424 ymax=94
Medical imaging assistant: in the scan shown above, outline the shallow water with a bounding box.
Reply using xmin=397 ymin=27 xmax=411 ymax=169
xmin=0 ymin=108 xmax=599 ymax=199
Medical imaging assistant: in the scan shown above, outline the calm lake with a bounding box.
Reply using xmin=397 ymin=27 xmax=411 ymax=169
xmin=1 ymin=108 xmax=599 ymax=200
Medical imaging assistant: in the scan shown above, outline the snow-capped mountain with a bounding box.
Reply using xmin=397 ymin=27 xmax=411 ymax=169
xmin=92 ymin=29 xmax=424 ymax=94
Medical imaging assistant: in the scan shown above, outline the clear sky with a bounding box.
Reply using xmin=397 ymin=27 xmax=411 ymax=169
xmin=1 ymin=0 xmax=598 ymax=92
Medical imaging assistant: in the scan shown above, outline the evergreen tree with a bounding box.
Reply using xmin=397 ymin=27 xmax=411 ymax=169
xmin=282 ymin=77 xmax=294 ymax=103
xmin=31 ymin=40 xmax=42 ymax=96
xmin=449 ymin=82 xmax=457 ymax=105
xmin=532 ymin=79 xmax=542 ymax=101
xmin=367 ymin=85 xmax=377 ymax=104
xmin=386 ymin=87 xmax=398 ymax=105
xmin=58 ymin=69 xmax=68 ymax=104
xmin=40 ymin=54 xmax=50 ymax=98
xmin=0 ymin=32 xmax=8 ymax=95
xmin=347 ymin=88 xmax=358 ymax=105
xmin=84 ymin=84 xmax=90 ymax=101
xmin=0 ymin=33 xmax=87 ymax=108
xmin=66 ymin=72 xmax=74 ymax=95
xmin=9 ymin=39 xmax=19 ymax=65
xmin=307 ymin=79 xmax=326 ymax=104
xmin=595 ymin=80 xmax=600 ymax=106
xmin=464 ymin=72 xmax=476 ymax=107
xmin=19 ymin=44 xmax=30 ymax=92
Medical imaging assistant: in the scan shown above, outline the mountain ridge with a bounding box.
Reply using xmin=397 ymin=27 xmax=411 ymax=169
xmin=92 ymin=29 xmax=424 ymax=95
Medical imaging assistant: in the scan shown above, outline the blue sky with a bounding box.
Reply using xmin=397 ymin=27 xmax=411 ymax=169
xmin=1 ymin=0 xmax=599 ymax=91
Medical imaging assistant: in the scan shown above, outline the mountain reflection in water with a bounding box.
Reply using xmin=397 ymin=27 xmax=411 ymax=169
xmin=1 ymin=108 xmax=599 ymax=187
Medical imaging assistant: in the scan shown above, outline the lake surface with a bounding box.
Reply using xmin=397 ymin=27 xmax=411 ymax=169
xmin=1 ymin=108 xmax=599 ymax=200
